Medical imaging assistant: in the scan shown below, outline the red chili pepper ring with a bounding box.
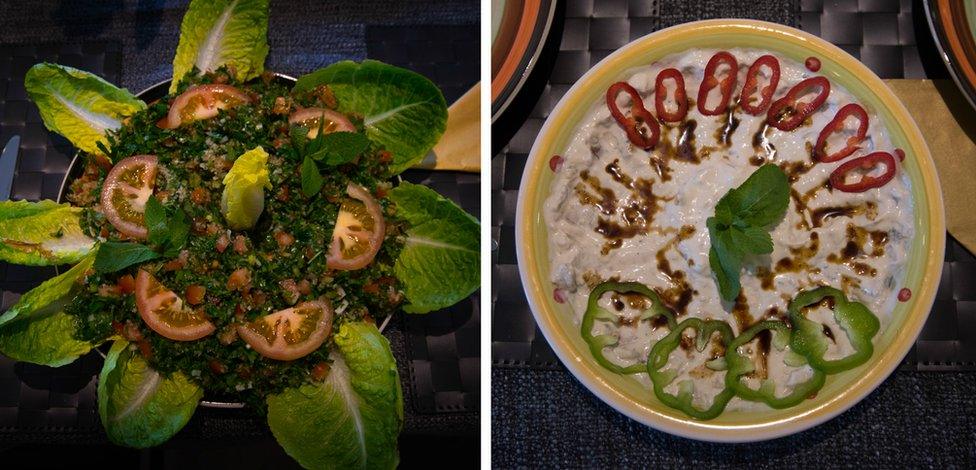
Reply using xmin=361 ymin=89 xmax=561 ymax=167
xmin=767 ymin=76 xmax=831 ymax=131
xmin=828 ymin=151 xmax=897 ymax=193
xmin=740 ymin=55 xmax=781 ymax=115
xmin=815 ymin=103 xmax=869 ymax=162
xmin=606 ymin=81 xmax=660 ymax=149
xmin=655 ymin=68 xmax=688 ymax=122
xmin=697 ymin=51 xmax=738 ymax=116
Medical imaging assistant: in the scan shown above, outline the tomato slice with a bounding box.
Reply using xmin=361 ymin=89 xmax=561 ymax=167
xmin=161 ymin=84 xmax=251 ymax=129
xmin=236 ymin=300 xmax=333 ymax=361
xmin=288 ymin=107 xmax=356 ymax=139
xmin=135 ymin=269 xmax=216 ymax=341
xmin=100 ymin=154 xmax=158 ymax=239
xmin=326 ymin=184 xmax=386 ymax=271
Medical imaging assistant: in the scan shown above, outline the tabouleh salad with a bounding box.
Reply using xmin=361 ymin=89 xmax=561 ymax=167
xmin=0 ymin=1 xmax=478 ymax=468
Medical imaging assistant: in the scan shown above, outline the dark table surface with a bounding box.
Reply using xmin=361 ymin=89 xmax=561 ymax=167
xmin=0 ymin=0 xmax=480 ymax=467
xmin=492 ymin=0 xmax=976 ymax=467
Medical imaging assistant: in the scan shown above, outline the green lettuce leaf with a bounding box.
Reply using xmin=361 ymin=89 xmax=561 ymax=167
xmin=171 ymin=0 xmax=270 ymax=93
xmin=267 ymin=322 xmax=403 ymax=470
xmin=221 ymin=146 xmax=271 ymax=229
xmin=0 ymin=252 xmax=97 ymax=366
xmin=0 ymin=200 xmax=96 ymax=266
xmin=294 ymin=60 xmax=448 ymax=174
xmin=98 ymin=340 xmax=202 ymax=448
xmin=25 ymin=63 xmax=146 ymax=155
xmin=388 ymin=182 xmax=479 ymax=313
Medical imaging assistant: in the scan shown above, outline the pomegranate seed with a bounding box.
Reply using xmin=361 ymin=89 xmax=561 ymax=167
xmin=549 ymin=155 xmax=564 ymax=172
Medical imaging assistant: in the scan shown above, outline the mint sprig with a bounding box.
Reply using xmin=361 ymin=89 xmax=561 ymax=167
xmin=145 ymin=196 xmax=189 ymax=258
xmin=94 ymin=196 xmax=190 ymax=274
xmin=707 ymin=164 xmax=789 ymax=301
xmin=293 ymin=120 xmax=371 ymax=198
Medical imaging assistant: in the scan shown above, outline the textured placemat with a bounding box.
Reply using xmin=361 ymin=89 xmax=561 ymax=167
xmin=491 ymin=0 xmax=976 ymax=371
xmin=0 ymin=24 xmax=479 ymax=443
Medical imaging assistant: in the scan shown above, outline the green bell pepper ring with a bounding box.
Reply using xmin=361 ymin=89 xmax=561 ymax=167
xmin=725 ymin=320 xmax=826 ymax=409
xmin=645 ymin=317 xmax=735 ymax=420
xmin=788 ymin=286 xmax=880 ymax=374
xmin=581 ymin=281 xmax=676 ymax=375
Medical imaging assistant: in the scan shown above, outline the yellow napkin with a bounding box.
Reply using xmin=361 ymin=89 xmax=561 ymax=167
xmin=885 ymin=79 xmax=976 ymax=254
xmin=414 ymin=82 xmax=481 ymax=172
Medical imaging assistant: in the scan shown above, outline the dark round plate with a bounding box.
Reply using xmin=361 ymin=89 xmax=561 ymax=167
xmin=491 ymin=0 xmax=558 ymax=122
xmin=925 ymin=0 xmax=976 ymax=111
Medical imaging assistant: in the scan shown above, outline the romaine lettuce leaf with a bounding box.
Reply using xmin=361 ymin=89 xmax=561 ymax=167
xmin=98 ymin=340 xmax=202 ymax=448
xmin=388 ymin=182 xmax=479 ymax=313
xmin=24 ymin=63 xmax=146 ymax=155
xmin=0 ymin=252 xmax=97 ymax=366
xmin=171 ymin=0 xmax=270 ymax=93
xmin=294 ymin=60 xmax=448 ymax=174
xmin=221 ymin=146 xmax=271 ymax=230
xmin=267 ymin=321 xmax=403 ymax=470
xmin=0 ymin=200 xmax=96 ymax=266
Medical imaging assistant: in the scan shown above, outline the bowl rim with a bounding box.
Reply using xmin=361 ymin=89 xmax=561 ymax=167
xmin=514 ymin=18 xmax=946 ymax=442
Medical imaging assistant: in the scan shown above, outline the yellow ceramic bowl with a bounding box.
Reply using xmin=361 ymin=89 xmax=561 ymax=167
xmin=515 ymin=19 xmax=945 ymax=442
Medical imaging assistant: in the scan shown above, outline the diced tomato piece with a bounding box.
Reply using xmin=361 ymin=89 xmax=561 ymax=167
xmin=185 ymin=284 xmax=206 ymax=305
xmin=227 ymin=268 xmax=251 ymax=291
xmin=117 ymin=274 xmax=136 ymax=294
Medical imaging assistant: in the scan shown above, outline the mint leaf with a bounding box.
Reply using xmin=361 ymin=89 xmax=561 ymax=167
xmin=388 ymin=182 xmax=479 ymax=313
xmin=300 ymin=156 xmax=324 ymax=198
xmin=726 ymin=164 xmax=789 ymax=227
xmin=289 ymin=125 xmax=308 ymax=157
xmin=144 ymin=196 xmax=189 ymax=257
xmin=707 ymin=217 xmax=741 ymax=300
xmin=709 ymin=245 xmax=741 ymax=301
xmin=729 ymin=225 xmax=774 ymax=254
xmin=145 ymin=196 xmax=169 ymax=246
xmin=307 ymin=132 xmax=371 ymax=166
xmin=714 ymin=195 xmax=734 ymax=226
xmin=707 ymin=164 xmax=790 ymax=301
xmin=94 ymin=242 xmax=160 ymax=274
xmin=164 ymin=209 xmax=189 ymax=258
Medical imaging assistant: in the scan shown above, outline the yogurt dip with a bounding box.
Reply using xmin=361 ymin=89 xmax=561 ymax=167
xmin=543 ymin=48 xmax=914 ymax=412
